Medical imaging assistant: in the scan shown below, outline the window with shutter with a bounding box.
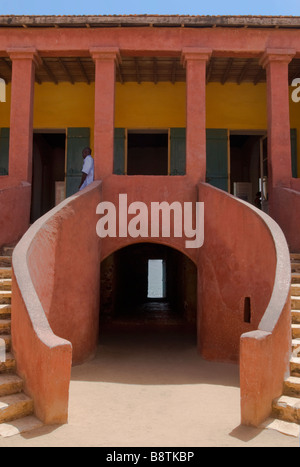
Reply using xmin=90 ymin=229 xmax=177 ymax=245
xmin=0 ymin=128 xmax=10 ymax=176
xmin=66 ymin=128 xmax=90 ymax=197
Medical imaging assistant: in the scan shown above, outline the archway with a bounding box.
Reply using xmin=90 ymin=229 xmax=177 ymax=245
xmin=99 ymin=242 xmax=197 ymax=340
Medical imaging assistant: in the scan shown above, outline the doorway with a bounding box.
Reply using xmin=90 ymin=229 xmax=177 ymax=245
xmin=147 ymin=259 xmax=166 ymax=299
xmin=99 ymin=243 xmax=197 ymax=331
xmin=31 ymin=132 xmax=66 ymax=223
xmin=229 ymin=131 xmax=267 ymax=210
xmin=127 ymin=130 xmax=169 ymax=175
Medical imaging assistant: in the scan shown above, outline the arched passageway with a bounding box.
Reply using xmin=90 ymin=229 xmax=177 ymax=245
xmin=99 ymin=243 xmax=197 ymax=340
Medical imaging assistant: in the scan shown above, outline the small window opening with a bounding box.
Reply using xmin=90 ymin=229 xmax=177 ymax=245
xmin=244 ymin=297 xmax=251 ymax=323
xmin=147 ymin=259 xmax=166 ymax=299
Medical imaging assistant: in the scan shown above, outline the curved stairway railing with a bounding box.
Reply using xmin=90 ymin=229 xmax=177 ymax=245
xmin=11 ymin=181 xmax=102 ymax=424
xmin=198 ymin=182 xmax=291 ymax=427
xmin=9 ymin=177 xmax=291 ymax=427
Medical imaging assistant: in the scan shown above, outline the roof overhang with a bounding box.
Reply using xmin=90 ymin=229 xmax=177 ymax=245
xmin=1 ymin=15 xmax=300 ymax=85
xmin=1 ymin=15 xmax=300 ymax=29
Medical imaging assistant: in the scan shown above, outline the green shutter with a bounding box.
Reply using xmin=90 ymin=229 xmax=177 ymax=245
xmin=0 ymin=128 xmax=9 ymax=176
xmin=206 ymin=129 xmax=228 ymax=191
xmin=291 ymin=128 xmax=298 ymax=178
xmin=114 ymin=128 xmax=126 ymax=175
xmin=66 ymin=128 xmax=90 ymax=197
xmin=170 ymin=128 xmax=186 ymax=175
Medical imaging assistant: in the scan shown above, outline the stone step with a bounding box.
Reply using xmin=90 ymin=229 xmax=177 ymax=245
xmin=0 ymin=320 xmax=11 ymax=335
xmin=291 ymin=263 xmax=300 ymax=273
xmin=272 ymin=395 xmax=300 ymax=424
xmin=0 ymin=374 xmax=23 ymax=397
xmin=290 ymin=357 xmax=300 ymax=377
xmin=261 ymin=417 xmax=300 ymax=438
xmin=0 ymin=279 xmax=12 ymax=291
xmin=0 ymin=353 xmax=16 ymax=374
xmin=0 ymin=415 xmax=43 ymax=438
xmin=0 ymin=291 xmax=11 ymax=305
xmin=292 ymin=324 xmax=300 ymax=339
xmin=0 ymin=334 xmax=11 ymax=352
xmin=291 ymin=273 xmax=300 ymax=284
xmin=0 ymin=257 xmax=12 ymax=268
xmin=291 ymin=284 xmax=300 ymax=296
xmin=0 ymin=268 xmax=12 ymax=280
xmin=283 ymin=376 xmax=300 ymax=398
xmin=291 ymin=296 xmax=300 ymax=310
xmin=291 ymin=253 xmax=300 ymax=262
xmin=292 ymin=310 xmax=300 ymax=324
xmin=0 ymin=305 xmax=11 ymax=318
xmin=0 ymin=393 xmax=34 ymax=424
xmin=292 ymin=339 xmax=300 ymax=355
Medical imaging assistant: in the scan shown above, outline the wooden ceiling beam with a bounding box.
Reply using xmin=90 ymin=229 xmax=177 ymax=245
xmin=253 ymin=67 xmax=265 ymax=85
xmin=58 ymin=58 xmax=74 ymax=84
xmin=41 ymin=58 xmax=58 ymax=84
xmin=134 ymin=57 xmax=141 ymax=84
xmin=221 ymin=57 xmax=234 ymax=85
xmin=77 ymin=58 xmax=90 ymax=84
xmin=153 ymin=57 xmax=158 ymax=84
xmin=237 ymin=58 xmax=253 ymax=84
xmin=206 ymin=57 xmax=214 ymax=83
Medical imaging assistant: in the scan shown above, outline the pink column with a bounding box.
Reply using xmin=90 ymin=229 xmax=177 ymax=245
xmin=181 ymin=48 xmax=212 ymax=182
xmin=260 ymin=48 xmax=295 ymax=190
xmin=90 ymin=47 xmax=121 ymax=179
xmin=8 ymin=48 xmax=40 ymax=183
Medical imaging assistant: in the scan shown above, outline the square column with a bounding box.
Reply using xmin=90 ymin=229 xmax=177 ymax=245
xmin=181 ymin=48 xmax=212 ymax=182
xmin=90 ymin=47 xmax=121 ymax=179
xmin=8 ymin=48 xmax=40 ymax=182
xmin=260 ymin=48 xmax=295 ymax=189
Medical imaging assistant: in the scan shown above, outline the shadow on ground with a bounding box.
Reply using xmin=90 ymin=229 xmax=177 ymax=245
xmin=71 ymin=325 xmax=240 ymax=387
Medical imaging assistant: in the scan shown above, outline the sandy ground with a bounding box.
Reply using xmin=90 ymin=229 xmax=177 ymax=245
xmin=0 ymin=326 xmax=298 ymax=448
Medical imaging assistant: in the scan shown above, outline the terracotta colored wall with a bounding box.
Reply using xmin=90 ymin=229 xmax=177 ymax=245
xmin=26 ymin=181 xmax=102 ymax=364
xmin=198 ymin=183 xmax=291 ymax=426
xmin=271 ymin=184 xmax=300 ymax=252
xmin=12 ymin=181 xmax=102 ymax=424
xmin=198 ymin=183 xmax=276 ymax=362
xmin=99 ymin=174 xmax=199 ymax=265
xmin=0 ymin=178 xmax=31 ymax=248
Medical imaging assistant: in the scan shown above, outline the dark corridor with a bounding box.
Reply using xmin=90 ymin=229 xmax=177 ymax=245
xmin=31 ymin=132 xmax=66 ymax=223
xmin=100 ymin=243 xmax=197 ymax=331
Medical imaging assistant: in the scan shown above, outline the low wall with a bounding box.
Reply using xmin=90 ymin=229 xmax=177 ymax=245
xmin=12 ymin=181 xmax=102 ymax=424
xmin=198 ymin=183 xmax=291 ymax=426
xmin=0 ymin=177 xmax=31 ymax=248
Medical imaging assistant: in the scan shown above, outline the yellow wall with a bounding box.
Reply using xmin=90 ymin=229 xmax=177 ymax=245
xmin=207 ymin=83 xmax=267 ymax=130
xmin=0 ymin=80 xmax=300 ymax=176
xmin=115 ymin=82 xmax=186 ymax=128
xmin=0 ymin=83 xmax=11 ymax=127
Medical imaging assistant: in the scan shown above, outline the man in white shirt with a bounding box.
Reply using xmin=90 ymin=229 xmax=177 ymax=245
xmin=79 ymin=147 xmax=94 ymax=191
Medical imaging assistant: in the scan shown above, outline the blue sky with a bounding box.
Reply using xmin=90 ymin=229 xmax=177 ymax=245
xmin=1 ymin=0 xmax=300 ymax=16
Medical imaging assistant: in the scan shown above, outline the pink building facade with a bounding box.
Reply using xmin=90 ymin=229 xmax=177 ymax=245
xmin=0 ymin=15 xmax=299 ymax=428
